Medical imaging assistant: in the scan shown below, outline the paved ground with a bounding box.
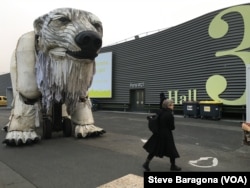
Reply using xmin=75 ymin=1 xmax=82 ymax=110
xmin=0 ymin=108 xmax=250 ymax=188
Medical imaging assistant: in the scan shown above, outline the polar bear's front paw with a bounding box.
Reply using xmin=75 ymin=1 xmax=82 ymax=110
xmin=2 ymin=131 xmax=41 ymax=146
xmin=75 ymin=124 xmax=106 ymax=138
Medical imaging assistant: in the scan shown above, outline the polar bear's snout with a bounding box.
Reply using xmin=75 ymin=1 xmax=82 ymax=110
xmin=75 ymin=31 xmax=102 ymax=51
xmin=66 ymin=31 xmax=102 ymax=60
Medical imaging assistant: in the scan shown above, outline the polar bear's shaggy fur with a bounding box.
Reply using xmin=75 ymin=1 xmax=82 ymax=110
xmin=3 ymin=8 xmax=106 ymax=146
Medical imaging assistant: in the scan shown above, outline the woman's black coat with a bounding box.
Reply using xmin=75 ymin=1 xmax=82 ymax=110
xmin=143 ymin=108 xmax=180 ymax=158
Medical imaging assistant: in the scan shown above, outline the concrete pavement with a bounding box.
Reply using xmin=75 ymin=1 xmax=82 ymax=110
xmin=0 ymin=108 xmax=250 ymax=188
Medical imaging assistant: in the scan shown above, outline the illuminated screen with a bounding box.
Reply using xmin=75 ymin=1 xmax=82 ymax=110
xmin=89 ymin=52 xmax=112 ymax=98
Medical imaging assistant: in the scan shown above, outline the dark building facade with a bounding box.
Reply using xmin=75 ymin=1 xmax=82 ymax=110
xmin=96 ymin=3 xmax=250 ymax=119
xmin=0 ymin=73 xmax=12 ymax=107
xmin=0 ymin=73 xmax=11 ymax=96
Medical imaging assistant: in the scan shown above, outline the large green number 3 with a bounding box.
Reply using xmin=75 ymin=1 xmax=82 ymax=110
xmin=207 ymin=5 xmax=250 ymax=105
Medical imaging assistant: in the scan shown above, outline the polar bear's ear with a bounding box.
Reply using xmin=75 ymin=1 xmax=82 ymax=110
xmin=33 ymin=14 xmax=47 ymax=35
xmin=33 ymin=14 xmax=47 ymax=52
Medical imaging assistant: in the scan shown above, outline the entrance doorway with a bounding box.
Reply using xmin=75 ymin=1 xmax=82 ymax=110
xmin=130 ymin=89 xmax=145 ymax=111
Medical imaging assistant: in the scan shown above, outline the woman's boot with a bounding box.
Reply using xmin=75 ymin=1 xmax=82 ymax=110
xmin=170 ymin=157 xmax=181 ymax=171
xmin=170 ymin=164 xmax=181 ymax=171
xmin=142 ymin=159 xmax=151 ymax=171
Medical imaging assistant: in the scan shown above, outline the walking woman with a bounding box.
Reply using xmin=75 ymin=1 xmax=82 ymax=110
xmin=142 ymin=99 xmax=181 ymax=171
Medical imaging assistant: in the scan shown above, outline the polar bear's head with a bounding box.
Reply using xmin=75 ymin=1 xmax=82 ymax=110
xmin=33 ymin=8 xmax=103 ymax=113
xmin=34 ymin=8 xmax=103 ymax=60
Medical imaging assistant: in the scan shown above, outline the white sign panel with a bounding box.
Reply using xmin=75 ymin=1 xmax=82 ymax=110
xmin=89 ymin=52 xmax=112 ymax=98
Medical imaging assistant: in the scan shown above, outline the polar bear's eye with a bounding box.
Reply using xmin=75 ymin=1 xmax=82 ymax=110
xmin=93 ymin=23 xmax=102 ymax=32
xmin=58 ymin=17 xmax=70 ymax=24
xmin=49 ymin=15 xmax=71 ymax=26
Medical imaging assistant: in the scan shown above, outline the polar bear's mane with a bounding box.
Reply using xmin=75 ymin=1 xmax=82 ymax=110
xmin=36 ymin=51 xmax=95 ymax=114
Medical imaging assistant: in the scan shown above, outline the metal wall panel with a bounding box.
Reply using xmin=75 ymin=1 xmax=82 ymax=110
xmin=0 ymin=73 xmax=11 ymax=96
xmin=96 ymin=4 xmax=250 ymax=108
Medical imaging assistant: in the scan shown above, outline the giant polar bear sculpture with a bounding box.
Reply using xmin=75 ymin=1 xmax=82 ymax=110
xmin=3 ymin=8 xmax=106 ymax=146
